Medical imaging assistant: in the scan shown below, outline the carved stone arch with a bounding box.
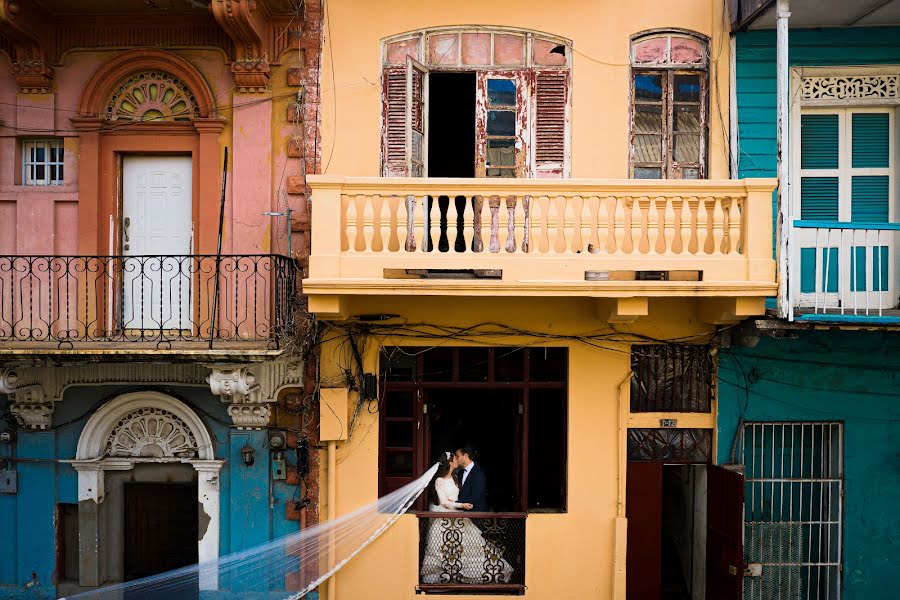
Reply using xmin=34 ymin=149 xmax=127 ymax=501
xmin=76 ymin=390 xmax=214 ymax=460
xmin=77 ymin=49 xmax=216 ymax=119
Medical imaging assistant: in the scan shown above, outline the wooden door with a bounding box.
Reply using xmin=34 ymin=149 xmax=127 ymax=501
xmin=626 ymin=461 xmax=662 ymax=600
xmin=125 ymin=482 xmax=198 ymax=581
xmin=706 ymin=464 xmax=744 ymax=600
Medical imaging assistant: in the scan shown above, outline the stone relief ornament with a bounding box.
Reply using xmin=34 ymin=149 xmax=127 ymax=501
xmin=106 ymin=407 xmax=199 ymax=458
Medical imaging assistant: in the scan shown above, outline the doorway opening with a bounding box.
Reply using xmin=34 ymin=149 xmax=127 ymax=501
xmin=427 ymin=72 xmax=476 ymax=178
xmin=124 ymin=482 xmax=198 ymax=581
xmin=426 ymin=388 xmax=520 ymax=511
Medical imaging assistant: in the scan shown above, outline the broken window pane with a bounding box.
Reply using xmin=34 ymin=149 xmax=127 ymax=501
xmin=674 ymin=134 xmax=700 ymax=163
xmin=634 ymin=166 xmax=663 ymax=179
xmin=487 ymin=110 xmax=516 ymax=136
xmin=488 ymin=78 xmax=516 ymax=106
xmin=487 ymin=139 xmax=516 ymax=166
xmin=682 ymin=168 xmax=700 ymax=179
xmin=674 ymin=106 xmax=700 ymax=132
xmin=634 ymin=74 xmax=663 ymax=102
xmin=634 ymin=104 xmax=663 ymax=133
xmin=674 ymin=74 xmax=701 ymax=103
xmin=487 ymin=167 xmax=516 ymax=178
xmin=634 ymin=134 xmax=662 ymax=163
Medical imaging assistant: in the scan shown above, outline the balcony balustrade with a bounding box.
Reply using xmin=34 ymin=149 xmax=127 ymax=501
xmin=0 ymin=254 xmax=299 ymax=349
xmin=417 ymin=512 xmax=526 ymax=594
xmin=306 ymin=177 xmax=777 ymax=304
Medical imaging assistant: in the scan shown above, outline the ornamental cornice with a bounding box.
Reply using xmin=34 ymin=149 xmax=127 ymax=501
xmin=210 ymin=0 xmax=273 ymax=92
xmin=0 ymin=0 xmax=53 ymax=93
xmin=206 ymin=360 xmax=303 ymax=429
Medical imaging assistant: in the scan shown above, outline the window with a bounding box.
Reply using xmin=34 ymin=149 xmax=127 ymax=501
xmin=22 ymin=139 xmax=65 ymax=185
xmin=739 ymin=422 xmax=843 ymax=599
xmin=630 ymin=32 xmax=708 ymax=179
xmin=630 ymin=344 xmax=714 ymax=412
xmin=379 ymin=346 xmax=568 ymax=511
xmin=485 ymin=78 xmax=518 ymax=178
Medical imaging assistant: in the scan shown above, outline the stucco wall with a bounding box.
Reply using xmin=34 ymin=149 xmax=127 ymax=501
xmin=717 ymin=331 xmax=900 ymax=599
xmin=317 ymin=0 xmax=732 ymax=179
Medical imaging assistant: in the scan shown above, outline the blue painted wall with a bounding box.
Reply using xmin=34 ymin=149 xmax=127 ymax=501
xmin=717 ymin=331 xmax=900 ymax=598
xmin=0 ymin=385 xmax=303 ymax=599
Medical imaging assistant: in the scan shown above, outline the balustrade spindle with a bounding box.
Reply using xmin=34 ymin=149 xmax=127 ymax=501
xmin=727 ymin=197 xmax=742 ymax=255
xmin=586 ymin=196 xmax=601 ymax=254
xmin=551 ymin=196 xmax=567 ymax=254
xmin=521 ymin=196 xmax=532 ymax=253
xmin=674 ymin=197 xmax=688 ymax=255
xmin=535 ymin=196 xmax=550 ymax=254
xmin=662 ymin=196 xmax=675 ymax=255
xmin=689 ymin=196 xmax=702 ymax=255
xmin=445 ymin=195 xmax=460 ymax=254
xmin=462 ymin=196 xmax=474 ymax=253
xmin=489 ymin=196 xmax=501 ymax=254
xmin=638 ymin=196 xmax=651 ymax=255
xmin=497 ymin=196 xmax=510 ymax=253
xmin=712 ymin=196 xmax=725 ymax=255
xmin=371 ymin=195 xmax=385 ymax=252
xmin=387 ymin=195 xmax=401 ymax=252
xmin=621 ymin=197 xmax=635 ymax=254
xmin=505 ymin=195 xmax=518 ymax=253
xmin=362 ymin=195 xmax=376 ymax=252
xmin=472 ymin=195 xmax=485 ymax=253
xmin=570 ymin=195 xmax=585 ymax=254
xmin=344 ymin=195 xmax=357 ymax=252
xmin=605 ymin=196 xmax=618 ymax=254
xmin=406 ymin=195 xmax=419 ymax=252
xmin=428 ymin=195 xmax=440 ymax=253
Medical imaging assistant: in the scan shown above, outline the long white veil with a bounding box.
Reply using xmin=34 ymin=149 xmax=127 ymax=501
xmin=62 ymin=462 xmax=439 ymax=599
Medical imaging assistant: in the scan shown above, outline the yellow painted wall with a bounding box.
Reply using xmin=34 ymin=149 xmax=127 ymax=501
xmin=319 ymin=296 xmax=716 ymax=599
xmin=318 ymin=0 xmax=731 ymax=179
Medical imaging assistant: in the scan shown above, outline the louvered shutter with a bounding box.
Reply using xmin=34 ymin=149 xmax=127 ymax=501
xmin=799 ymin=114 xmax=839 ymax=220
xmin=382 ymin=67 xmax=408 ymax=177
xmin=534 ymin=71 xmax=568 ymax=178
xmin=851 ymin=112 xmax=890 ymax=223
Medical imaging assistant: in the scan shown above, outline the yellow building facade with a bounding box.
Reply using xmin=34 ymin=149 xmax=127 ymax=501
xmin=305 ymin=1 xmax=775 ymax=598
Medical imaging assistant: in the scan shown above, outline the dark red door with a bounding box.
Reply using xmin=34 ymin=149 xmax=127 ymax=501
xmin=706 ymin=464 xmax=744 ymax=600
xmin=125 ymin=482 xmax=198 ymax=581
xmin=626 ymin=461 xmax=662 ymax=600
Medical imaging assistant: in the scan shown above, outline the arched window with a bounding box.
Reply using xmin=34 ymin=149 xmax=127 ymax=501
xmin=629 ymin=30 xmax=709 ymax=179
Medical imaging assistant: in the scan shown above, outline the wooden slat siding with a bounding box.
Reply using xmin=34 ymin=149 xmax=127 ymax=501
xmin=734 ymin=27 xmax=900 ymax=240
xmin=382 ymin=67 xmax=407 ymax=176
xmin=534 ymin=71 xmax=568 ymax=177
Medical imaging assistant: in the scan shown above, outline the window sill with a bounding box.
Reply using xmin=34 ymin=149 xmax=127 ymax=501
xmin=417 ymin=584 xmax=526 ymax=596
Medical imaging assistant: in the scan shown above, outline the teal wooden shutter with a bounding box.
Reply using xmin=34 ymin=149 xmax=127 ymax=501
xmin=800 ymin=114 xmax=839 ymax=220
xmin=851 ymin=113 xmax=890 ymax=223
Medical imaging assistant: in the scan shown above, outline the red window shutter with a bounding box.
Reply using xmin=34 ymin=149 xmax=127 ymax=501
xmin=534 ymin=71 xmax=568 ymax=178
xmin=382 ymin=67 xmax=407 ymax=176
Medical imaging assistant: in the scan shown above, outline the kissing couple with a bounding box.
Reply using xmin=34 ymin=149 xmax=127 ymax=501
xmin=420 ymin=447 xmax=513 ymax=584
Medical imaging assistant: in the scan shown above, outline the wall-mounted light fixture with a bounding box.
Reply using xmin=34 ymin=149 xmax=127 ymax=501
xmin=240 ymin=443 xmax=256 ymax=467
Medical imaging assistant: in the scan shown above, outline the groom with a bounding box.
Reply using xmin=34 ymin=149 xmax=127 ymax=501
xmin=455 ymin=446 xmax=487 ymax=512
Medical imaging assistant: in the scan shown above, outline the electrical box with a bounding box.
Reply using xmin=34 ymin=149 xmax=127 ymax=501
xmin=271 ymin=454 xmax=287 ymax=481
xmin=0 ymin=470 xmax=17 ymax=494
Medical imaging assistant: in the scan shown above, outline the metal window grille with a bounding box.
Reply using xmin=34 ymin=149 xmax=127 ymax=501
xmin=739 ymin=422 xmax=843 ymax=600
xmin=22 ymin=139 xmax=64 ymax=186
xmin=626 ymin=427 xmax=712 ymax=462
xmin=630 ymin=344 xmax=714 ymax=412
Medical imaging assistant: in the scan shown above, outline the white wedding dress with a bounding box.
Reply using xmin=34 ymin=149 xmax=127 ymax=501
xmin=420 ymin=476 xmax=514 ymax=585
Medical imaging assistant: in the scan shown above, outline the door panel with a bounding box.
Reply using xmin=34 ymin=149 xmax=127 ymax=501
xmin=124 ymin=482 xmax=198 ymax=581
xmin=626 ymin=461 xmax=662 ymax=600
xmin=122 ymin=156 xmax=192 ymax=330
xmin=706 ymin=464 xmax=744 ymax=600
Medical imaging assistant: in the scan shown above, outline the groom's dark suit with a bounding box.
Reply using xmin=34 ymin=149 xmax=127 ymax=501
xmin=457 ymin=463 xmax=488 ymax=511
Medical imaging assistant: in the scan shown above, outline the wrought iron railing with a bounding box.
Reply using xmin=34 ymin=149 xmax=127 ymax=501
xmin=417 ymin=512 xmax=526 ymax=594
xmin=0 ymin=255 xmax=299 ymax=348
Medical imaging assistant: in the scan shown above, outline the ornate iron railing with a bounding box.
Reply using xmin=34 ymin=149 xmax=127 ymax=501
xmin=0 ymin=255 xmax=299 ymax=348
xmin=417 ymin=512 xmax=526 ymax=594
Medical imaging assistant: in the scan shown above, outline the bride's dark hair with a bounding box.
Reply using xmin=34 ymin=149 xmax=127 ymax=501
xmin=427 ymin=452 xmax=459 ymax=507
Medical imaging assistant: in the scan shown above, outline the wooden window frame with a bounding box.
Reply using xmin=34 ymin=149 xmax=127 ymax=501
xmin=378 ymin=346 xmax=568 ymax=513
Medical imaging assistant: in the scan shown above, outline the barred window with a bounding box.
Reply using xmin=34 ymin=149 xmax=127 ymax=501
xmin=22 ymin=139 xmax=65 ymax=186
xmin=630 ymin=344 xmax=714 ymax=412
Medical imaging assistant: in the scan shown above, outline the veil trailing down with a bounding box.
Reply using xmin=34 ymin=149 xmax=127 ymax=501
xmin=61 ymin=463 xmax=440 ymax=600
xmin=420 ymin=451 xmax=514 ymax=585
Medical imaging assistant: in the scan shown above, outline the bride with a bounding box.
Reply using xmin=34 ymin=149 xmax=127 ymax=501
xmin=420 ymin=452 xmax=514 ymax=585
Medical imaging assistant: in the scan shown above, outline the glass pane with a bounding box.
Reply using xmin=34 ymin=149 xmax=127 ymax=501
xmin=675 ymin=106 xmax=700 ymax=132
xmin=674 ymin=74 xmax=701 ymax=102
xmin=386 ymin=421 xmax=414 ymax=448
xmin=487 ymin=139 xmax=516 ymax=166
xmin=422 ymin=346 xmax=454 ymax=382
xmin=33 ymin=145 xmax=45 ymax=162
xmin=385 ymin=391 xmax=414 ymax=418
xmin=682 ymin=167 xmax=700 ymax=179
xmin=458 ymin=347 xmax=489 ymax=382
xmin=674 ymin=134 xmax=700 ymax=163
xmin=487 ymin=110 xmax=516 ymax=136
xmin=528 ymin=388 xmax=566 ymax=510
xmin=634 ymin=73 xmax=663 ymax=102
xmin=529 ymin=347 xmax=566 ymax=382
xmin=634 ymin=166 xmax=662 ymax=179
xmin=634 ymin=134 xmax=662 ymax=162
xmin=486 ymin=167 xmax=516 ymax=178
xmin=57 ymin=165 xmax=64 ymax=182
xmin=386 ymin=452 xmax=413 ymax=477
xmin=381 ymin=349 xmax=417 ymax=381
xmin=50 ymin=165 xmax=58 ymax=182
xmin=34 ymin=164 xmax=45 ymax=181
xmin=494 ymin=348 xmax=525 ymax=382
xmin=488 ymin=78 xmax=516 ymax=106
xmin=634 ymin=104 xmax=663 ymax=133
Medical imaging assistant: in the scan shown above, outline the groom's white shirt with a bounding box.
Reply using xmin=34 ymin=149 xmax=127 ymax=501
xmin=461 ymin=461 xmax=475 ymax=487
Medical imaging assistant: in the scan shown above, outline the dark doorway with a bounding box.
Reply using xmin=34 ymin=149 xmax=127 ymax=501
xmin=124 ymin=482 xmax=198 ymax=581
xmin=428 ymin=72 xmax=476 ymax=178
xmin=426 ymin=388 xmax=521 ymax=511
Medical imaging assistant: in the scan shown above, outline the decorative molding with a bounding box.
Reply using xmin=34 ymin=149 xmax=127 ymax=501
xmin=105 ymin=70 xmax=200 ymax=121
xmin=207 ymin=360 xmax=303 ymax=429
xmin=210 ymin=0 xmax=271 ymax=91
xmin=0 ymin=0 xmax=53 ymax=92
xmin=106 ymin=406 xmax=200 ymax=458
xmin=9 ymin=384 xmax=53 ymax=430
xmin=800 ymin=74 xmax=900 ymax=105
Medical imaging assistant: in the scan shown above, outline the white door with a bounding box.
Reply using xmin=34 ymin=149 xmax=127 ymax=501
xmin=122 ymin=156 xmax=193 ymax=331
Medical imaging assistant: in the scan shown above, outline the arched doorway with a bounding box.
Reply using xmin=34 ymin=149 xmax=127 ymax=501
xmin=71 ymin=391 xmax=223 ymax=589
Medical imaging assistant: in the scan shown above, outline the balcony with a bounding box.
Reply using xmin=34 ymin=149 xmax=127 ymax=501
xmin=0 ymin=255 xmax=300 ymax=359
xmin=788 ymin=221 xmax=900 ymax=324
xmin=305 ymin=177 xmax=777 ymax=317
xmin=417 ymin=512 xmax=526 ymax=594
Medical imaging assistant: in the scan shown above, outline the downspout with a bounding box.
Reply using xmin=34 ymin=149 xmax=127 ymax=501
xmin=776 ymin=0 xmax=792 ymax=320
xmin=326 ymin=440 xmax=337 ymax=600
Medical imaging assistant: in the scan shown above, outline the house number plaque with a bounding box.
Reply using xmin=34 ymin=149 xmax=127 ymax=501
xmin=659 ymin=418 xmax=677 ymax=428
